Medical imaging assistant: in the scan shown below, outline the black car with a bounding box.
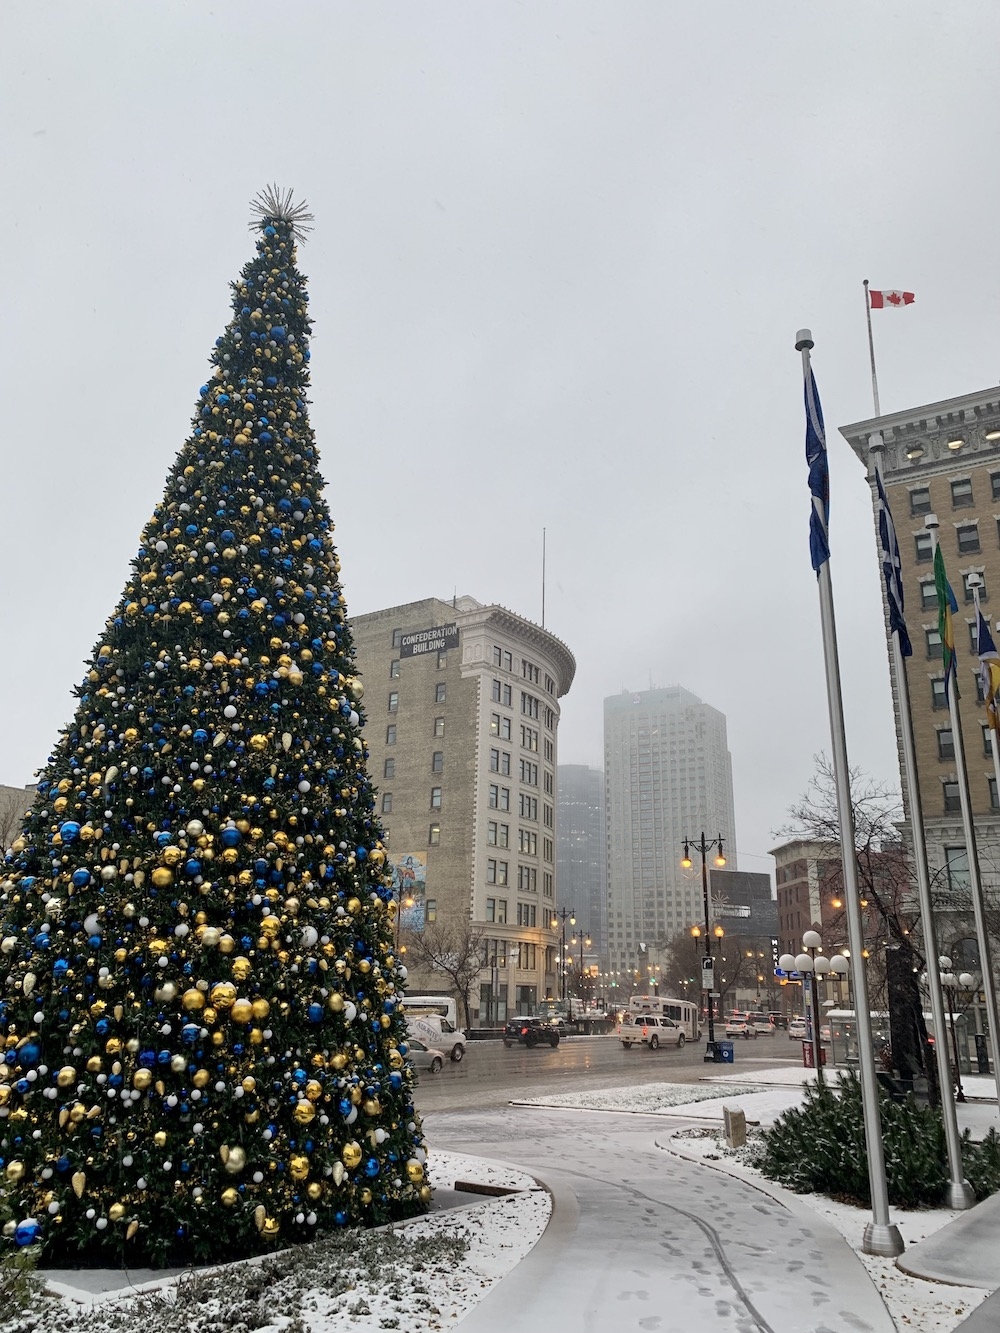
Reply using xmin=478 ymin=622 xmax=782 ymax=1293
xmin=503 ymin=1016 xmax=560 ymax=1049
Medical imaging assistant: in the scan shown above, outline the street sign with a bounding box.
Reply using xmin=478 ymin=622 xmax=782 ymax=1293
xmin=774 ymin=968 xmax=802 ymax=980
xmin=701 ymin=957 xmax=714 ymax=990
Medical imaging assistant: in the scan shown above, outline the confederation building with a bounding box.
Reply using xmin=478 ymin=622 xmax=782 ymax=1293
xmin=840 ymin=385 xmax=1000 ymax=924
xmin=350 ymin=596 xmax=575 ymax=1024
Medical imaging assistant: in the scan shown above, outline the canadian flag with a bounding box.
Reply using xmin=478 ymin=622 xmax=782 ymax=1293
xmin=869 ymin=289 xmax=914 ymax=309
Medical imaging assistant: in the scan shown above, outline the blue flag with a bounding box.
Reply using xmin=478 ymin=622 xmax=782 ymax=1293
xmin=873 ymin=463 xmax=912 ymax=656
xmin=804 ymin=364 xmax=829 ymax=572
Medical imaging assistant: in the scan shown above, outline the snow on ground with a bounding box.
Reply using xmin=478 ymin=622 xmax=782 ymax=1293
xmin=514 ymin=1080 xmax=769 ymax=1114
xmin=9 ymin=1151 xmax=549 ymax=1333
xmin=673 ymin=1128 xmax=991 ymax=1333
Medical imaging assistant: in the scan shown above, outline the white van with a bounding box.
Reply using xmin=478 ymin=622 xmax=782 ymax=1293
xmin=625 ymin=995 xmax=701 ymax=1040
xmin=619 ymin=1012 xmax=686 ymax=1050
xmin=404 ymin=995 xmax=459 ymax=1029
xmin=405 ymin=1013 xmax=466 ymax=1063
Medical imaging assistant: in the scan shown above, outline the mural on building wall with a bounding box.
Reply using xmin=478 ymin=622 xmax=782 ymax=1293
xmin=391 ymin=852 xmax=427 ymax=931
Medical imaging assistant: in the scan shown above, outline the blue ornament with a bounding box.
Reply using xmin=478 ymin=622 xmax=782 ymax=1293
xmin=14 ymin=1219 xmax=41 ymax=1247
xmin=72 ymin=868 xmax=91 ymax=888
xmin=307 ymin=1003 xmax=323 ymax=1024
xmin=220 ymin=827 xmax=241 ymax=849
xmin=364 ymin=1157 xmax=380 ymax=1178
xmin=59 ymin=822 xmax=81 ymax=843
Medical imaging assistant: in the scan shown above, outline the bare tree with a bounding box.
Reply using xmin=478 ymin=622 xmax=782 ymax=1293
xmin=0 ymin=789 xmax=29 ymax=855
xmin=660 ymin=928 xmax=776 ymax=1017
xmin=400 ymin=919 xmax=485 ymax=1031
xmin=775 ymin=754 xmax=934 ymax=1095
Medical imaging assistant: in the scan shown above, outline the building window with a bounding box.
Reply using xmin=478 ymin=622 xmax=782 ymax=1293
xmin=488 ymin=784 xmax=510 ymax=811
xmin=424 ymin=897 xmax=437 ymax=923
xmin=910 ymin=487 xmax=931 ymax=515
xmin=958 ymin=524 xmax=981 ymax=554
xmin=521 ymin=725 xmax=539 ymax=752
xmin=389 ymin=659 xmax=400 ymax=678
xmin=391 ymin=628 xmax=403 ymax=648
xmin=952 ymin=478 xmax=974 ymax=508
xmin=431 ymin=717 xmax=445 ymax=739
xmin=386 ymin=724 xmax=397 ymax=746
xmin=925 ymin=627 xmax=942 ymax=659
xmin=487 ymin=820 xmax=510 ymax=848
xmin=518 ymin=865 xmax=537 ymax=893
xmin=516 ymin=902 xmax=537 ymax=927
xmin=976 ymin=673 xmax=987 ymax=703
xmin=945 ymin=846 xmax=970 ymax=890
xmin=518 ymin=942 xmax=537 ymax=971
xmin=430 ymin=786 xmax=442 ymax=810
xmin=991 ymin=778 xmax=1000 ymax=810
xmin=489 ymin=749 xmax=510 ymax=775
xmin=486 ymin=897 xmax=496 ymax=922
xmin=428 ymin=823 xmax=440 ymax=846
xmin=519 ymin=794 xmax=538 ymax=821
xmin=436 ymin=650 xmax=447 ymax=669
xmin=920 ymin=582 xmax=938 ymax=610
xmin=545 ymin=674 xmax=555 ymax=695
xmin=381 ymin=792 xmax=393 ymax=814
xmin=486 ymin=858 xmax=508 ymax=886
xmin=388 ymin=691 xmax=399 ymax=713
xmin=543 ymin=803 xmax=554 ymax=827
xmin=937 ymin=729 xmax=955 ymax=761
xmin=985 ymin=724 xmax=994 ymax=756
xmin=490 ymin=712 xmax=512 ymax=740
xmin=914 ymin=532 xmax=933 ymax=563
xmin=970 ymin=621 xmax=981 ymax=652
xmin=543 ymin=837 xmax=554 ymax=863
xmin=992 ymin=473 xmax=1000 ymax=502
xmin=492 ymin=646 xmax=513 ymax=671
xmin=544 ymin=706 xmax=556 ymax=730
xmin=521 ymin=692 xmax=540 ymax=719
xmin=435 ymin=683 xmax=447 ymax=703
xmin=963 ymin=572 xmax=985 ymax=604
xmin=430 ymin=750 xmax=444 ymax=774
xmin=522 ymin=660 xmax=540 ymax=684
xmin=543 ymin=872 xmax=553 ymax=898
xmin=519 ymin=759 xmax=538 ymax=786
xmin=543 ymin=770 xmax=554 ymax=795
xmin=943 ymin=781 xmax=961 ymax=813
xmin=383 ymin=758 xmax=395 ymax=779
xmin=519 ymin=829 xmax=538 ymax=856
xmin=544 ymin=739 xmax=554 ymax=763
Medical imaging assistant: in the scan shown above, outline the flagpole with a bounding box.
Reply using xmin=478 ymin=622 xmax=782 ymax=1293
xmin=797 ymin=330 xmax=903 ymax=1257
xmin=927 ymin=520 xmax=1000 ymax=1103
xmin=863 ymin=280 xmax=881 ymax=416
xmin=869 ymin=440 xmax=973 ymax=1206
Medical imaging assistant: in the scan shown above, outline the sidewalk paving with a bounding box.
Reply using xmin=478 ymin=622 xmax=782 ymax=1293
xmin=899 ymin=1189 xmax=1000 ymax=1289
xmin=432 ymin=1105 xmax=896 ymax=1333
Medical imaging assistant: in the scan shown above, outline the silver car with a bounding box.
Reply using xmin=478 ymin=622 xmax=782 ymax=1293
xmin=407 ymin=1038 xmax=445 ymax=1073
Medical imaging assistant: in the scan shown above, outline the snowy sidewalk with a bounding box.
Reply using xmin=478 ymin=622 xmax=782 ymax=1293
xmin=431 ymin=1106 xmax=895 ymax=1333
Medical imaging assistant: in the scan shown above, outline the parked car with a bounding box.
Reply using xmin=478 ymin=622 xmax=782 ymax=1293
xmin=748 ymin=1014 xmax=775 ymax=1034
xmin=788 ymin=1018 xmax=808 ymax=1040
xmin=503 ymin=1016 xmax=560 ymax=1049
xmin=725 ymin=1018 xmax=758 ymax=1039
xmin=619 ymin=1013 xmax=686 ymax=1050
xmin=407 ymin=1038 xmax=445 ymax=1073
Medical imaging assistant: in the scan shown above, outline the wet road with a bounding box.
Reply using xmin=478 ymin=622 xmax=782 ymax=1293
xmin=412 ymin=1030 xmax=804 ymax=1114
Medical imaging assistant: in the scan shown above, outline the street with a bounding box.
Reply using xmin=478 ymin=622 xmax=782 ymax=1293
xmin=412 ymin=1029 xmax=805 ymax=1114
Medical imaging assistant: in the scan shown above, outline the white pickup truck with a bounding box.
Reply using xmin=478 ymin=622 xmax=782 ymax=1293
xmin=406 ymin=1013 xmax=467 ymax=1062
xmin=619 ymin=1012 xmax=686 ymax=1050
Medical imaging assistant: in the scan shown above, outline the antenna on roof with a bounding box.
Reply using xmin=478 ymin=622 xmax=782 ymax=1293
xmin=541 ymin=527 xmax=546 ymax=629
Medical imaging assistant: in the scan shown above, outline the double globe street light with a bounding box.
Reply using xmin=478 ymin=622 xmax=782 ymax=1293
xmin=920 ymin=956 xmax=978 ymax=1103
xmin=681 ymin=833 xmax=726 ymax=1059
xmin=779 ymin=930 xmax=848 ymax=1085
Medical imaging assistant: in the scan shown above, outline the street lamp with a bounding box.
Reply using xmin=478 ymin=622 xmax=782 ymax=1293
xmin=571 ymin=931 xmax=593 ymax=1004
xmin=551 ymin=906 xmax=575 ymax=1006
xmin=780 ymin=929 xmax=830 ymax=1085
xmin=394 ymin=892 xmax=414 ymax=948
xmin=934 ymin=956 xmax=978 ymax=1104
xmin=682 ymin=832 xmax=726 ymax=1059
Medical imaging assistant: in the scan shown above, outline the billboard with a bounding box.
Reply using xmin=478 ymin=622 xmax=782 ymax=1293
xmin=391 ymin=852 xmax=427 ymax=931
xmin=399 ymin=624 xmax=459 ymax=659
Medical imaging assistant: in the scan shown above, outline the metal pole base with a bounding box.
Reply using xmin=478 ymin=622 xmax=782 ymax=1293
xmin=862 ymin=1222 xmax=905 ymax=1257
xmin=944 ymin=1179 xmax=976 ymax=1211
xmin=703 ymin=1042 xmax=717 ymax=1063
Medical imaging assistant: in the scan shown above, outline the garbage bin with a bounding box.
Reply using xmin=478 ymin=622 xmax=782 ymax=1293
xmin=716 ymin=1040 xmax=734 ymax=1064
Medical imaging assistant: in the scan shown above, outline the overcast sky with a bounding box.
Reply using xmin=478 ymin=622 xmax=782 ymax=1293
xmin=2 ymin=2 xmax=999 ymax=875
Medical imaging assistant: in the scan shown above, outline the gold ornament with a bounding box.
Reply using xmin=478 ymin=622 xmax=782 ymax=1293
xmin=251 ymin=998 xmax=270 ymax=1020
xmin=71 ymin=1170 xmax=86 ymax=1198
xmin=56 ymin=1066 xmax=77 ymax=1087
xmin=262 ymin=1216 xmax=280 ymax=1240
xmin=360 ymin=1187 xmax=373 ymax=1205
xmin=109 ymin=1203 xmax=126 ymax=1222
xmin=304 ymin=1079 xmax=322 ymax=1102
xmin=182 ymin=989 xmax=205 ymax=1012
xmin=230 ymin=998 xmax=253 ymax=1024
xmin=289 ymin=1154 xmax=309 ymax=1181
xmin=192 ymin=1069 xmax=210 ymax=1089
xmin=293 ymin=1100 xmax=316 ymax=1124
xmin=132 ymin=1069 xmax=152 ymax=1091
xmin=153 ymin=1131 xmax=167 ymax=1148
xmin=210 ymin=982 xmax=237 ymax=1010
xmin=222 ymin=1145 xmax=246 ymax=1174
xmin=221 ymin=1187 xmax=239 ymax=1206
xmin=328 ymin=994 xmax=344 ymax=1014
xmin=219 ymin=934 xmax=236 ymax=954
xmin=341 ymin=1141 xmax=362 ymax=1169
xmin=419 ymin=1184 xmax=433 ymax=1204
xmin=4 ymin=1161 xmax=24 ymax=1182
xmin=250 ymin=734 xmax=269 ymax=752
xmin=306 ymin=1181 xmax=323 ymax=1201
xmin=406 ymin=1160 xmax=424 ymax=1183
xmin=86 ymin=1056 xmax=102 ymax=1074
xmin=151 ymin=867 xmax=174 ymax=889
xmin=162 ymin=846 xmax=183 ymax=867
xmin=363 ymin=1098 xmax=381 ymax=1118
xmin=347 ymin=897 xmax=361 ymax=916
xmin=253 ymin=1204 xmax=267 ymax=1231
xmin=126 ymin=1220 xmax=139 ymax=1240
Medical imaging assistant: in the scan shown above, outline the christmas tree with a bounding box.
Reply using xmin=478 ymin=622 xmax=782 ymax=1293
xmin=0 ymin=188 xmax=429 ymax=1267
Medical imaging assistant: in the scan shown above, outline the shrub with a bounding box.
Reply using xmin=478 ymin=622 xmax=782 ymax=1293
xmin=759 ymin=1071 xmax=952 ymax=1208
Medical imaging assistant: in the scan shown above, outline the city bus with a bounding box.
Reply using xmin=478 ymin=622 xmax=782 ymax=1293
xmin=627 ymin=994 xmax=701 ymax=1040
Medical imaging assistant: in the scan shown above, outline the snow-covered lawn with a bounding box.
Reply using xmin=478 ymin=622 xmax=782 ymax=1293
xmin=514 ymin=1080 xmax=769 ymax=1114
xmin=671 ymin=1128 xmax=991 ymax=1333
xmin=8 ymin=1151 xmax=549 ymax=1333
